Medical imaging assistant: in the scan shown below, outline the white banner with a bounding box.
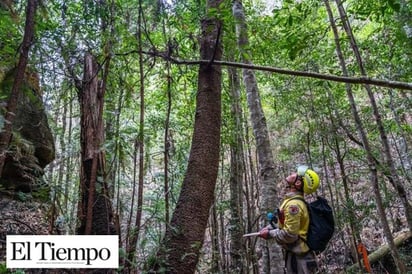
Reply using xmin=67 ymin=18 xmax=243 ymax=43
xmin=6 ymin=235 xmax=119 ymax=269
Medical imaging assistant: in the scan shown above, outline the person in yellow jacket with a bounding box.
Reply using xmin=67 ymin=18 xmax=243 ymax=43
xmin=259 ymin=166 xmax=320 ymax=274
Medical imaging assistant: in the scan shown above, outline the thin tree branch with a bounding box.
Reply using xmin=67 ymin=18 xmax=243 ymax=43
xmin=207 ymin=22 xmax=222 ymax=69
xmin=115 ymin=50 xmax=412 ymax=90
xmin=173 ymin=59 xmax=412 ymax=91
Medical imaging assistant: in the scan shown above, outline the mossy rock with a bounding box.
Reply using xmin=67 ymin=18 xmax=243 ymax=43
xmin=0 ymin=68 xmax=55 ymax=195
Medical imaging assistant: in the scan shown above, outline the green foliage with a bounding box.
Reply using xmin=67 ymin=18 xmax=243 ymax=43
xmin=0 ymin=264 xmax=25 ymax=274
xmin=349 ymin=0 xmax=400 ymax=21
xmin=1 ymin=0 xmax=408 ymax=271
xmin=0 ymin=263 xmax=24 ymax=274
xmin=0 ymin=263 xmax=6 ymax=274
xmin=0 ymin=9 xmax=20 ymax=69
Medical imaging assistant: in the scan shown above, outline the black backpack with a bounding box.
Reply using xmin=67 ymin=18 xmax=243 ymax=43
xmin=293 ymin=196 xmax=335 ymax=253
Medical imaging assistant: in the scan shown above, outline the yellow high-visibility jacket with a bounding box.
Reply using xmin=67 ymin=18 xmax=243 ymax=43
xmin=272 ymin=192 xmax=310 ymax=255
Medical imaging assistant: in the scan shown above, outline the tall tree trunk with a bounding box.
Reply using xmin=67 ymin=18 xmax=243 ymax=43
xmin=65 ymin=94 xmax=74 ymax=233
xmin=218 ymin=190 xmax=228 ymax=273
xmin=335 ymin=0 xmax=412 ymax=232
xmin=126 ymin=0 xmax=146 ymax=269
xmin=77 ymin=53 xmax=113 ymax=236
xmin=152 ymin=0 xmax=223 ymax=272
xmin=161 ymin=7 xmax=172 ymax=227
xmin=49 ymin=95 xmax=67 ymax=234
xmin=125 ymin=137 xmax=139 ymax=267
xmin=108 ymin=79 xmax=124 ymax=245
xmin=232 ymin=1 xmax=281 ymax=273
xmin=0 ymin=0 xmax=37 ymax=175
xmin=77 ymin=0 xmax=114 ymax=239
xmin=163 ymin=60 xmax=172 ymax=226
xmin=228 ymin=65 xmax=245 ymax=273
xmin=243 ymin=122 xmax=259 ymax=273
xmin=324 ymin=1 xmax=407 ymax=272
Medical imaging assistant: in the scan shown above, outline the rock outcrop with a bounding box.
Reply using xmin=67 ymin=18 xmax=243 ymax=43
xmin=0 ymin=68 xmax=55 ymax=195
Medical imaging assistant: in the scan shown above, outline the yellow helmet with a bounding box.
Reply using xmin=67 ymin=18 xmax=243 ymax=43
xmin=297 ymin=166 xmax=320 ymax=194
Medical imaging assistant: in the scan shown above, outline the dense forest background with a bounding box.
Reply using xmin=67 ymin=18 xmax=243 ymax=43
xmin=0 ymin=0 xmax=411 ymax=273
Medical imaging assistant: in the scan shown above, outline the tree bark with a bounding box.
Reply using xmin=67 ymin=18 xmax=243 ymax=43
xmin=228 ymin=65 xmax=246 ymax=273
xmin=232 ymin=1 xmax=282 ymax=273
xmin=161 ymin=7 xmax=173 ymax=227
xmin=210 ymin=203 xmax=221 ymax=273
xmin=65 ymin=95 xmax=75 ymax=233
xmin=77 ymin=53 xmax=113 ymax=237
xmin=152 ymin=0 xmax=223 ymax=272
xmin=244 ymin=122 xmax=260 ymax=273
xmin=0 ymin=0 xmax=38 ymax=175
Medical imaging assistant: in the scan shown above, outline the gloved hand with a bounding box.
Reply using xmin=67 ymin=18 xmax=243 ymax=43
xmin=258 ymin=227 xmax=271 ymax=239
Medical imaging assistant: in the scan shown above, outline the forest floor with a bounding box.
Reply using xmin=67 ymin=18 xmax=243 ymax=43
xmin=368 ymin=238 xmax=412 ymax=274
xmin=0 ymin=194 xmax=411 ymax=273
xmin=0 ymin=193 xmax=50 ymax=264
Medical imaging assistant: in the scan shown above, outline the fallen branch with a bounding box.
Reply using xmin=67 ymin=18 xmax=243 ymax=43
xmin=346 ymin=231 xmax=412 ymax=272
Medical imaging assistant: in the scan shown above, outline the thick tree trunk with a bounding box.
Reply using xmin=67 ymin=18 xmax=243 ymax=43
xmin=232 ymin=1 xmax=282 ymax=273
xmin=77 ymin=53 xmax=113 ymax=236
xmin=0 ymin=0 xmax=37 ymax=175
xmin=153 ymin=1 xmax=223 ymax=272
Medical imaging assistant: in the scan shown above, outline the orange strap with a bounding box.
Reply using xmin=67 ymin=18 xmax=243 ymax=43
xmin=357 ymin=242 xmax=371 ymax=273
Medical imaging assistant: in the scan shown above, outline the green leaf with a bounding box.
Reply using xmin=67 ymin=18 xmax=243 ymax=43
xmin=387 ymin=0 xmax=401 ymax=12
xmin=287 ymin=14 xmax=293 ymax=26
